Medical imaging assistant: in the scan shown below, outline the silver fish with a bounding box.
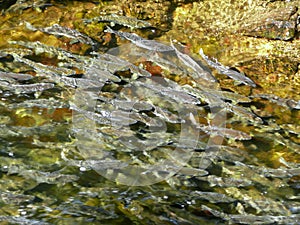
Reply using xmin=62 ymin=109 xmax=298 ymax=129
xmin=135 ymin=79 xmax=200 ymax=105
xmin=0 ymin=216 xmax=51 ymax=225
xmin=8 ymin=98 xmax=69 ymax=109
xmin=0 ymin=71 xmax=33 ymax=81
xmin=85 ymin=62 xmax=122 ymax=83
xmin=130 ymin=113 xmax=166 ymax=128
xmin=0 ymin=76 xmax=18 ymax=85
xmin=0 ymin=192 xmax=35 ymax=205
xmin=19 ymin=169 xmax=79 ymax=184
xmin=118 ymin=135 xmax=169 ymax=152
xmin=12 ymin=54 xmax=76 ymax=76
xmin=248 ymin=165 xmax=300 ymax=178
xmin=25 ymin=22 xmax=95 ymax=45
xmin=0 ymin=52 xmax=8 ymax=58
xmin=105 ymin=27 xmax=174 ymax=52
xmin=197 ymin=124 xmax=252 ymax=140
xmin=83 ymin=14 xmax=152 ymax=29
xmin=6 ymin=0 xmax=51 ymax=12
xmin=217 ymin=102 xmax=263 ymax=124
xmin=182 ymin=84 xmax=221 ymax=104
xmin=90 ymin=52 xmax=151 ymax=77
xmin=1 ymin=47 xmax=33 ymax=57
xmin=11 ymin=54 xmax=95 ymax=89
xmin=251 ymin=94 xmax=300 ymax=109
xmin=70 ymin=102 xmax=137 ymax=126
xmin=12 ymin=83 xmax=55 ymax=93
xmin=153 ymin=106 xmax=184 ymax=123
xmin=197 ymin=175 xmax=252 ymax=188
xmin=0 ymin=77 xmax=54 ymax=94
xmin=192 ymin=83 xmax=252 ymax=103
xmin=60 ymin=76 xmax=104 ymax=89
xmin=111 ymin=99 xmax=153 ymax=112
xmin=200 ymin=205 xmax=297 ymax=225
xmin=9 ymin=40 xmax=80 ymax=62
xmin=191 ymin=191 xmax=237 ymax=203
xmin=12 ymin=54 xmax=88 ymax=88
xmin=62 ymin=158 xmax=128 ymax=171
xmin=199 ymin=48 xmax=256 ymax=87
xmin=170 ymin=42 xmax=216 ymax=82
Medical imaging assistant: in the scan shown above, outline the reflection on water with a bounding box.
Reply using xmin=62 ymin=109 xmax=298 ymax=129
xmin=0 ymin=2 xmax=299 ymax=224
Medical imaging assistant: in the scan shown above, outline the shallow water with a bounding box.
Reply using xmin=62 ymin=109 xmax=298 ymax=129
xmin=0 ymin=1 xmax=299 ymax=224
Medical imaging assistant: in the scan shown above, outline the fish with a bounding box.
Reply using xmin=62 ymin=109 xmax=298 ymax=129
xmin=60 ymin=76 xmax=104 ymax=89
xmin=12 ymin=54 xmax=76 ymax=76
xmin=62 ymin=158 xmax=129 ymax=170
xmin=199 ymin=48 xmax=257 ymax=87
xmin=182 ymin=84 xmax=221 ymax=104
xmin=248 ymin=165 xmax=300 ymax=178
xmin=12 ymin=83 xmax=55 ymax=93
xmin=83 ymin=14 xmax=152 ymax=29
xmin=0 ymin=216 xmax=51 ymax=225
xmin=0 ymin=52 xmax=8 ymax=58
xmin=200 ymin=205 xmax=299 ymax=225
xmin=251 ymin=94 xmax=300 ymax=109
xmin=135 ymin=79 xmax=200 ymax=105
xmin=9 ymin=40 xmax=80 ymax=62
xmin=216 ymin=102 xmax=263 ymax=124
xmin=0 ymin=192 xmax=35 ymax=205
xmin=289 ymin=100 xmax=300 ymax=109
xmin=10 ymin=53 xmax=105 ymax=89
xmin=25 ymin=22 xmax=95 ymax=45
xmin=85 ymin=62 xmax=122 ymax=83
xmin=153 ymin=106 xmax=184 ymax=123
xmin=191 ymin=191 xmax=237 ymax=203
xmin=0 ymin=75 xmax=19 ymax=85
xmin=90 ymin=52 xmax=151 ymax=77
xmin=112 ymin=44 xmax=195 ymax=78
xmin=197 ymin=175 xmax=253 ymax=187
xmin=105 ymin=27 xmax=174 ymax=52
xmin=260 ymin=132 xmax=300 ymax=154
xmin=194 ymin=83 xmax=252 ymax=103
xmin=1 ymin=47 xmax=33 ymax=57
xmin=118 ymin=135 xmax=170 ymax=152
xmin=70 ymin=102 xmax=137 ymax=126
xmin=197 ymin=124 xmax=252 ymax=140
xmin=8 ymin=98 xmax=69 ymax=109
xmin=111 ymin=99 xmax=153 ymax=112
xmin=11 ymin=54 xmax=87 ymax=88
xmin=19 ymin=169 xmax=79 ymax=184
xmin=130 ymin=113 xmax=166 ymax=128
xmin=203 ymin=145 xmax=248 ymax=163
xmin=0 ymin=75 xmax=54 ymax=94
xmin=6 ymin=0 xmax=52 ymax=12
xmin=170 ymin=41 xmax=216 ymax=82
xmin=0 ymin=123 xmax=66 ymax=139
xmin=0 ymin=71 xmax=33 ymax=81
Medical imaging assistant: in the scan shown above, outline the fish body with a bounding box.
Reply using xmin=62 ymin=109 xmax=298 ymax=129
xmin=105 ymin=27 xmax=173 ymax=52
xmin=171 ymin=42 xmax=216 ymax=83
xmin=25 ymin=22 xmax=95 ymax=45
xmin=83 ymin=14 xmax=152 ymax=29
xmin=199 ymin=49 xmax=256 ymax=87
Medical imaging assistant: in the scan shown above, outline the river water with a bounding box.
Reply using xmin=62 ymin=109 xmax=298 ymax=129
xmin=0 ymin=1 xmax=299 ymax=224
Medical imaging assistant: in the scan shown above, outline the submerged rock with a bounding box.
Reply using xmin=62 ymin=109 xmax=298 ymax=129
xmin=239 ymin=6 xmax=299 ymax=41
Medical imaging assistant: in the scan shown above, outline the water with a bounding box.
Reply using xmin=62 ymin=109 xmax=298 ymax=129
xmin=0 ymin=1 xmax=299 ymax=224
